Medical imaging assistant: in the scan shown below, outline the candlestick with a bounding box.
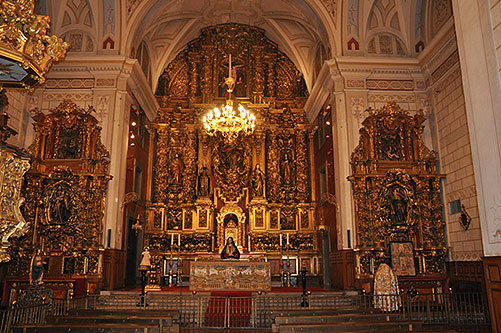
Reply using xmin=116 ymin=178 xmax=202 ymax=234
xmin=228 ymin=54 xmax=232 ymax=77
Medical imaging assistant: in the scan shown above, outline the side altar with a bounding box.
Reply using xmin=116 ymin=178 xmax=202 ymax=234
xmin=190 ymin=260 xmax=271 ymax=292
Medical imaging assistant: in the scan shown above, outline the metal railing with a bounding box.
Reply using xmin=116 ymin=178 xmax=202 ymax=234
xmin=0 ymin=291 xmax=489 ymax=330
xmin=0 ymin=301 xmax=48 ymax=332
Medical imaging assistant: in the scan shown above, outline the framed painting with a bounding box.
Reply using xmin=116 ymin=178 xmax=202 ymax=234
xmin=390 ymin=241 xmax=416 ymax=276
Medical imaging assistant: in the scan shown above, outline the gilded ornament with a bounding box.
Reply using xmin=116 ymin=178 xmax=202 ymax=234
xmin=145 ymin=24 xmax=316 ymax=289
xmin=0 ymin=0 xmax=68 ymax=90
xmin=9 ymin=100 xmax=110 ymax=287
xmin=349 ymin=102 xmax=446 ymax=278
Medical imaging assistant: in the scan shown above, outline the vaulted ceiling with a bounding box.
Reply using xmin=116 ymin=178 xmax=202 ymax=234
xmin=40 ymin=0 xmax=453 ymax=92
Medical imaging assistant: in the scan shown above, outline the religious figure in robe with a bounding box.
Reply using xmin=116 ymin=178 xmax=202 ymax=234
xmin=50 ymin=185 xmax=71 ymax=224
xmin=281 ymin=153 xmax=293 ymax=185
xmin=390 ymin=188 xmax=407 ymax=224
xmin=170 ymin=153 xmax=184 ymax=185
xmin=251 ymin=164 xmax=265 ymax=197
xmin=220 ymin=237 xmax=240 ymax=259
xmin=30 ymin=253 xmax=46 ymax=286
xmin=140 ymin=246 xmax=151 ymax=268
xmin=197 ymin=167 xmax=211 ymax=197
xmin=234 ymin=75 xmax=246 ymax=97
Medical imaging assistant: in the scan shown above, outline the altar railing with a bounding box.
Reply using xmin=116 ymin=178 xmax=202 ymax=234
xmin=0 ymin=291 xmax=489 ymax=330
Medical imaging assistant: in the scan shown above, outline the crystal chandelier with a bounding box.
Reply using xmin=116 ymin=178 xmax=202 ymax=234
xmin=202 ymin=54 xmax=255 ymax=142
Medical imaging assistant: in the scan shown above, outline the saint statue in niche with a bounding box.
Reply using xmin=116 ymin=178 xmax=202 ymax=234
xmin=170 ymin=153 xmax=184 ymax=185
xmin=30 ymin=252 xmax=46 ymax=286
xmin=49 ymin=184 xmax=71 ymax=224
xmin=251 ymin=164 xmax=265 ymax=197
xmin=220 ymin=236 xmax=240 ymax=259
xmin=197 ymin=167 xmax=211 ymax=197
xmin=234 ymin=74 xmax=246 ymax=97
xmin=390 ymin=188 xmax=407 ymax=225
xmin=281 ymin=153 xmax=293 ymax=185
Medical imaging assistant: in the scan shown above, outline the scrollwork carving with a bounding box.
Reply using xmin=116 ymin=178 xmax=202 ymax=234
xmin=10 ymin=100 xmax=110 ymax=280
xmin=349 ymin=102 xmax=445 ymax=278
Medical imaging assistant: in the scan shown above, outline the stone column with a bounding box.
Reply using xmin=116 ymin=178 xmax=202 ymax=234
xmin=452 ymin=0 xmax=501 ymax=256
xmin=103 ymin=64 xmax=133 ymax=250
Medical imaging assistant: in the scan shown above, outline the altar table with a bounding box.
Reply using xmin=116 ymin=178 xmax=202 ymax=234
xmin=189 ymin=260 xmax=271 ymax=292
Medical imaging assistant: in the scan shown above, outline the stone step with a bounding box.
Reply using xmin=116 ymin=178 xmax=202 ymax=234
xmin=271 ymin=307 xmax=381 ymax=318
xmin=12 ymin=322 xmax=160 ymax=333
xmin=69 ymin=308 xmax=180 ymax=320
xmin=48 ymin=314 xmax=174 ymax=325
xmin=276 ymin=320 xmax=423 ymax=332
xmin=275 ymin=312 xmax=403 ymax=325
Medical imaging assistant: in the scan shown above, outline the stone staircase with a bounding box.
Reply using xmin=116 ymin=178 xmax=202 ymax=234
xmin=271 ymin=307 xmax=457 ymax=332
xmin=12 ymin=309 xmax=180 ymax=333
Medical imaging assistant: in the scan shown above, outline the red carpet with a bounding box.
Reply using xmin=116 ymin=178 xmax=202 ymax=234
xmin=205 ymin=291 xmax=252 ymax=327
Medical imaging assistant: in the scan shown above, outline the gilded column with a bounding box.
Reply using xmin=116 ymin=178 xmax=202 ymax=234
xmin=182 ymin=128 xmax=198 ymax=202
xmin=265 ymin=55 xmax=276 ymax=98
xmin=266 ymin=131 xmax=280 ymax=201
xmin=200 ymin=45 xmax=213 ymax=103
xmin=188 ymin=52 xmax=200 ymax=104
xmin=252 ymin=46 xmax=265 ymax=103
xmin=296 ymin=129 xmax=309 ymax=202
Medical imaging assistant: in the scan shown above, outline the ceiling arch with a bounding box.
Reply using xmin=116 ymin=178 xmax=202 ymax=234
xmin=123 ymin=0 xmax=340 ymax=93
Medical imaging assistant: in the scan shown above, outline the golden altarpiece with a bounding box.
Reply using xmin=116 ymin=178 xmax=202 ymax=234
xmin=349 ymin=102 xmax=446 ymax=289
xmin=7 ymin=100 xmax=111 ymax=298
xmin=145 ymin=24 xmax=318 ymax=286
xmin=0 ymin=90 xmax=31 ymax=264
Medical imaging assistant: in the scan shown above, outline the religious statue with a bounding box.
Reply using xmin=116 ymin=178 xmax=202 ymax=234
xmin=170 ymin=153 xmax=184 ymax=185
xmin=30 ymin=253 xmax=46 ymax=286
xmin=281 ymin=153 xmax=293 ymax=185
xmin=390 ymin=188 xmax=407 ymax=224
xmin=234 ymin=75 xmax=246 ymax=97
xmin=220 ymin=237 xmax=240 ymax=259
xmin=139 ymin=246 xmax=151 ymax=268
xmin=251 ymin=164 xmax=265 ymax=197
xmin=50 ymin=184 xmax=71 ymax=224
xmin=295 ymin=70 xmax=308 ymax=97
xmin=373 ymin=262 xmax=400 ymax=311
xmin=197 ymin=167 xmax=211 ymax=197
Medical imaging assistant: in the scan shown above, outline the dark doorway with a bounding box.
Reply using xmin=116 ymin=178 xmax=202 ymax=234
xmin=125 ymin=217 xmax=139 ymax=286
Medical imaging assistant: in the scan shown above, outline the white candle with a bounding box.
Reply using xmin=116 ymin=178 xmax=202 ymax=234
xmin=171 ymin=233 xmax=174 ymax=245
xmin=178 ymin=233 xmax=181 ymax=247
xmin=248 ymin=235 xmax=251 ymax=252
xmin=286 ymin=233 xmax=289 ymax=245
xmin=280 ymin=234 xmax=282 ymax=247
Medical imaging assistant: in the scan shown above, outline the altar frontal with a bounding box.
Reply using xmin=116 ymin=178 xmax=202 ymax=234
xmin=189 ymin=261 xmax=271 ymax=292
